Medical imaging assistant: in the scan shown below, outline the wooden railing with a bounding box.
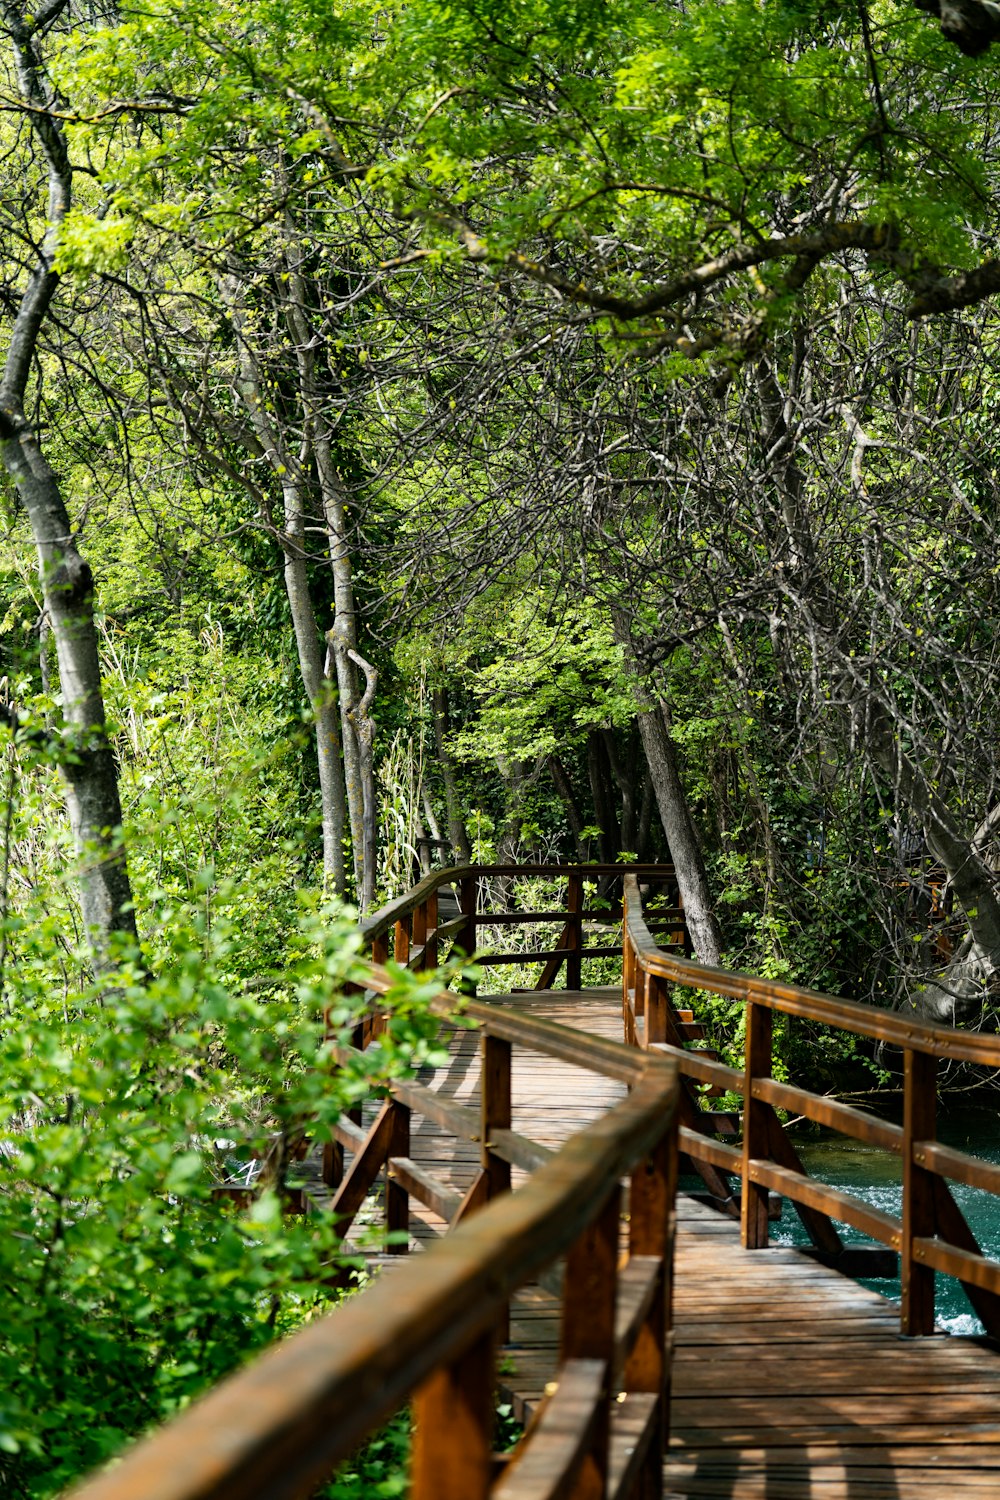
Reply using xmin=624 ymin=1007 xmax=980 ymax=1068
xmin=68 ymin=956 xmax=679 ymax=1500
xmin=359 ymin=861 xmax=684 ymax=990
xmin=623 ymin=873 xmax=1000 ymax=1339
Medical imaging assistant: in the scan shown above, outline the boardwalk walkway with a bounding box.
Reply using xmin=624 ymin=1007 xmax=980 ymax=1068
xmin=390 ymin=986 xmax=1000 ymax=1500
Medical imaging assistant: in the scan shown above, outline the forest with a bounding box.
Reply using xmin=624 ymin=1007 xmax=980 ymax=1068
xmin=3 ymin=0 xmax=1000 ymax=1492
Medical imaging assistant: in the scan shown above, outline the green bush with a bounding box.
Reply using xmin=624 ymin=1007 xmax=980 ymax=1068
xmin=0 ymin=893 xmax=449 ymax=1498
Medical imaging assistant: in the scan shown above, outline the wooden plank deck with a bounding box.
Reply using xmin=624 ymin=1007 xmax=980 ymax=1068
xmin=365 ymin=986 xmax=1000 ymax=1497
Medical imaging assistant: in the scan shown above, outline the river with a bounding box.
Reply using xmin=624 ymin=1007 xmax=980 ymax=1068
xmin=774 ymin=1098 xmax=1000 ymax=1334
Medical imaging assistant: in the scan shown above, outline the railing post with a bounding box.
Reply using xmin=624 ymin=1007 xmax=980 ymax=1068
xmin=411 ymin=1326 xmax=495 ymax=1500
xmin=741 ymin=999 xmax=772 ymax=1249
xmin=566 ymin=870 xmax=583 ymax=990
xmin=460 ymin=874 xmax=478 ymax=995
xmin=386 ymin=1100 xmax=411 ymax=1254
xmin=425 ymin=889 xmax=439 ymax=970
xmin=902 ymin=1047 xmax=937 ymax=1336
xmin=372 ymin=929 xmax=389 ymax=967
xmin=560 ymin=1185 xmax=620 ymax=1498
xmin=481 ymin=1035 xmax=512 ymax=1202
xmin=623 ymin=941 xmax=639 ymax=1047
xmin=412 ymin=898 xmax=428 ymax=969
xmin=646 ymin=973 xmax=669 ymax=1046
xmin=482 ymin=1033 xmax=512 ymax=1339
xmin=626 ymin=1122 xmax=678 ymax=1490
xmin=394 ymin=915 xmax=410 ymax=966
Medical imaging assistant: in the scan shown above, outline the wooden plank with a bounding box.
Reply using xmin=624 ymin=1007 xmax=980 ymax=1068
xmin=612 ymin=1256 xmax=662 ymax=1382
xmin=763 ymin=1106 xmax=843 ymax=1256
xmin=411 ymin=1326 xmax=494 ymax=1500
xmin=607 ymin=1394 xmax=659 ymax=1500
xmin=917 ymin=1139 xmax=1000 ymax=1196
xmin=560 ymin=1187 xmax=619 ymax=1497
xmin=328 ymin=1099 xmax=398 ymax=1231
xmin=482 ymin=949 xmax=574 ymax=965
xmin=650 ymin=1042 xmax=744 ymax=1092
xmin=678 ymin=1128 xmax=742 ymax=1172
xmin=752 ymin=1077 xmax=903 ymax=1152
xmin=476 ymin=912 xmax=569 ymax=926
xmin=492 ymin=1359 xmax=604 ymax=1500
xmin=902 ymin=1047 xmax=937 ymax=1335
xmin=745 ymin=1160 xmax=902 ymax=1248
xmin=333 ymin=1115 xmax=366 ymax=1152
xmin=931 ymin=1174 xmax=1000 ymax=1339
xmin=492 ymin=1129 xmax=555 ymax=1174
xmin=386 ymin=1103 xmax=410 ymax=1252
xmin=388 ymin=1156 xmax=463 ymax=1224
xmin=532 ymin=922 xmax=571 ymax=990
xmin=482 ymin=1034 xmax=513 ymax=1200
xmin=381 ymin=1075 xmax=482 ymax=1142
xmin=740 ymin=1001 xmax=771 ymax=1249
xmin=913 ymin=1235 xmax=1000 ymax=1297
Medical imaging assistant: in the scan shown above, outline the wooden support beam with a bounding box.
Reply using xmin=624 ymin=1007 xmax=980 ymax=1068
xmin=902 ymin=1048 xmax=937 ymax=1337
xmin=741 ymin=1001 xmax=772 ymax=1250
xmin=566 ymin=871 xmax=584 ymax=990
xmin=328 ymin=1100 xmax=400 ymax=1235
xmin=560 ymin=1186 xmax=620 ymax=1499
xmin=411 ymin=1326 xmax=495 ymax=1500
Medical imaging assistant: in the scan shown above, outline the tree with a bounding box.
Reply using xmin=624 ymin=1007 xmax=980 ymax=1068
xmin=0 ymin=0 xmax=136 ymax=951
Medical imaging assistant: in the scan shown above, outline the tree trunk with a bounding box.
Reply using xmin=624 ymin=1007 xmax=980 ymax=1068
xmin=601 ymin=727 xmax=638 ymax=854
xmin=547 ymin=752 xmax=590 ymax=861
xmin=276 ymin=472 xmax=347 ymax=895
xmin=0 ymin=4 xmax=136 ymax=952
xmin=612 ymin=610 xmax=723 ymax=965
xmin=586 ymin=731 xmax=620 ymax=863
xmin=222 ymin=279 xmax=348 ymax=894
xmin=432 ymin=687 xmax=472 ymax=862
xmin=347 ymin=649 xmax=378 ymax=912
xmin=279 ymin=216 xmax=372 ymax=900
xmin=636 ymin=766 xmax=655 ymax=861
xmin=3 ymin=436 xmax=137 ymax=946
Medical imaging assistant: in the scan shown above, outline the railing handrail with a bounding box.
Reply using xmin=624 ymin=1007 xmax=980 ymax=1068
xmin=66 ymin=973 xmax=678 ymax=1500
xmin=363 ymin=964 xmax=668 ymax=1086
xmin=361 ymin=862 xmax=676 ymax=946
xmin=622 ymin=873 xmax=1000 ymax=1341
xmin=624 ymin=874 xmax=1000 ymax=1067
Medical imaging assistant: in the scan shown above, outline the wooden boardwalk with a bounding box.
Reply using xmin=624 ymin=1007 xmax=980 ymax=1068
xmin=390 ymin=987 xmax=1000 ymax=1500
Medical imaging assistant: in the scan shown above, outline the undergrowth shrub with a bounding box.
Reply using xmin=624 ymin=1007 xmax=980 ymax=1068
xmin=0 ymin=893 xmax=451 ymax=1498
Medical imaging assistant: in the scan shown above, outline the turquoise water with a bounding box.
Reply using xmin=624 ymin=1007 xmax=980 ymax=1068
xmin=777 ymin=1100 xmax=1000 ymax=1335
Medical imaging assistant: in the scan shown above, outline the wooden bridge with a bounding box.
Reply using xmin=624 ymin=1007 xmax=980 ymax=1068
xmin=68 ymin=864 xmax=1000 ymax=1500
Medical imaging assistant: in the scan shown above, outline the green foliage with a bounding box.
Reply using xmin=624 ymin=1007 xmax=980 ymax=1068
xmin=323 ymin=1397 xmax=522 ymax=1498
xmin=0 ymin=886 xmax=449 ymax=1498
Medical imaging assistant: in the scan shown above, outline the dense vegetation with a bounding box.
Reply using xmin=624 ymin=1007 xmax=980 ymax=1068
xmin=3 ymin=0 xmax=1000 ymax=1491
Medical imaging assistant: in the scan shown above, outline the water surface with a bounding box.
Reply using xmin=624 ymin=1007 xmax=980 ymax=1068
xmin=778 ymin=1098 xmax=1000 ymax=1335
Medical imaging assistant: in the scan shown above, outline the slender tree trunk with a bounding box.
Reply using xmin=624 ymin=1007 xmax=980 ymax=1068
xmin=277 ymin=472 xmax=347 ymax=894
xmin=279 ymin=214 xmax=372 ymax=899
xmin=432 ymin=687 xmax=472 ymax=862
xmin=222 ymin=277 xmax=348 ymax=893
xmin=3 ymin=435 xmax=137 ymax=945
xmin=586 ymin=731 xmax=620 ymax=862
xmin=548 ymin=752 xmax=590 ymax=861
xmin=636 ymin=767 xmax=655 ymax=861
xmin=0 ymin=4 xmax=136 ymax=951
xmin=613 ymin=610 xmax=723 ymax=965
xmin=601 ymin=727 xmax=638 ymax=854
xmin=347 ymin=648 xmax=378 ymax=912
